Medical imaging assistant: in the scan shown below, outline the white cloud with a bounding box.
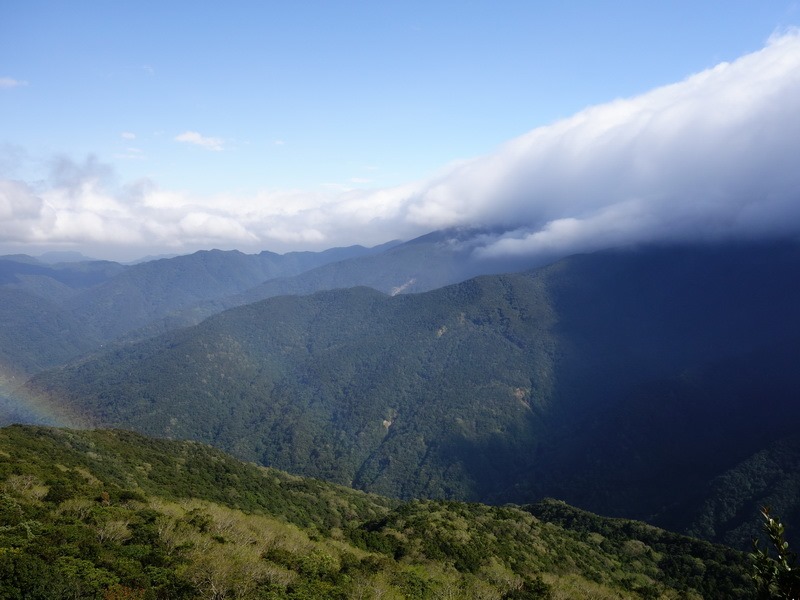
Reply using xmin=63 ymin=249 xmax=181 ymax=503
xmin=0 ymin=180 xmax=43 ymax=225
xmin=397 ymin=29 xmax=800 ymax=258
xmin=0 ymin=77 xmax=28 ymax=89
xmin=121 ymin=132 xmax=136 ymax=140
xmin=2 ymin=32 xmax=800 ymax=260
xmin=174 ymin=131 xmax=225 ymax=151
xmin=114 ymin=147 xmax=144 ymax=160
xmin=178 ymin=212 xmax=259 ymax=243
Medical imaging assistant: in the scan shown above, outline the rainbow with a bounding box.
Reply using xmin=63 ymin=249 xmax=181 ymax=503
xmin=0 ymin=364 xmax=91 ymax=429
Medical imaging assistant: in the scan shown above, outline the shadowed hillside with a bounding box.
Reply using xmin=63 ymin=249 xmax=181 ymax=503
xmin=25 ymin=241 xmax=800 ymax=545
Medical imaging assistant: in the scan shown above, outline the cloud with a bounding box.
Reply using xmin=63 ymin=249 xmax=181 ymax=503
xmin=174 ymin=131 xmax=224 ymax=151
xmin=48 ymin=155 xmax=115 ymax=195
xmin=121 ymin=132 xmax=136 ymax=140
xmin=0 ymin=77 xmax=28 ymax=89
xmin=114 ymin=148 xmax=144 ymax=160
xmin=400 ymin=29 xmax=800 ymax=258
xmin=0 ymin=180 xmax=45 ymax=239
xmin=177 ymin=212 xmax=259 ymax=244
xmin=2 ymin=32 xmax=800 ymax=260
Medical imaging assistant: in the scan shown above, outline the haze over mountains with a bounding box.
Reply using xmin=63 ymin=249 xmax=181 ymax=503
xmin=0 ymin=229 xmax=538 ymax=379
xmin=0 ymin=228 xmax=541 ymax=422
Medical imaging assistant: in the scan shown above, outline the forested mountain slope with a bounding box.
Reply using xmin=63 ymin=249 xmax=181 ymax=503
xmin=231 ymin=228 xmax=539 ymax=305
xmin=128 ymin=228 xmax=548 ymax=337
xmin=1 ymin=229 xmax=514 ymax=380
xmin=65 ymin=244 xmax=390 ymax=342
xmin=0 ymin=229 xmax=541 ymax=381
xmin=0 ymin=258 xmax=121 ymax=420
xmin=0 ymin=256 xmax=125 ymax=304
xmin=683 ymin=431 xmax=800 ymax=550
xmin=0 ymin=288 xmax=101 ymax=380
xmin=27 ymin=241 xmax=800 ymax=544
xmin=0 ymin=425 xmax=755 ymax=599
xmin=0 ymin=244 xmax=393 ymax=381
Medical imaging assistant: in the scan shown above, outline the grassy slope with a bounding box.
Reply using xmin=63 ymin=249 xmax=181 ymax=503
xmin=0 ymin=425 xmax=754 ymax=599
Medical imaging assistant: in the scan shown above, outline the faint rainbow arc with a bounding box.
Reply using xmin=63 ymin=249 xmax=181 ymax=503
xmin=0 ymin=364 xmax=93 ymax=429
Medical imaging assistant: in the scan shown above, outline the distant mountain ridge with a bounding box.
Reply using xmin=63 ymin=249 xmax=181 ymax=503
xmin=25 ymin=239 xmax=800 ymax=547
xmin=0 ymin=240 xmax=410 ymax=375
xmin=1 ymin=228 xmax=557 ymax=377
xmin=2 ymin=228 xmax=544 ymax=348
xmin=64 ymin=243 xmax=402 ymax=341
xmin=119 ymin=227 xmax=552 ymax=338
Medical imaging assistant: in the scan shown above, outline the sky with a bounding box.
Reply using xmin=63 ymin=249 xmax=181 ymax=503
xmin=1 ymin=1 xmax=799 ymax=261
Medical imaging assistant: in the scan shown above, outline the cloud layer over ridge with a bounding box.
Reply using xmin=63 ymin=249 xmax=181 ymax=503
xmin=403 ymin=30 xmax=800 ymax=258
xmin=2 ymin=31 xmax=800 ymax=260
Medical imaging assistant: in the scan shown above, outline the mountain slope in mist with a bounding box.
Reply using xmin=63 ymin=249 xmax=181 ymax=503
xmin=65 ymin=243 xmax=395 ymax=341
xmin=0 ymin=242 xmax=402 ymax=380
xmin=140 ymin=227 xmax=553 ymax=335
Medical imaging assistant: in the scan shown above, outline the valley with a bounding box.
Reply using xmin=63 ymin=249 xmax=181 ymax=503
xmin=2 ymin=235 xmax=799 ymax=553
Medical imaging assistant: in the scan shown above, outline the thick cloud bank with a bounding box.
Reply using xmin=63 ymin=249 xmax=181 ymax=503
xmin=2 ymin=32 xmax=800 ymax=259
xmin=405 ymin=30 xmax=800 ymax=258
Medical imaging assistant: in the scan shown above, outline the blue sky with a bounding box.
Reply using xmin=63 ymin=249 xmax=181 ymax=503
xmin=1 ymin=1 xmax=799 ymax=259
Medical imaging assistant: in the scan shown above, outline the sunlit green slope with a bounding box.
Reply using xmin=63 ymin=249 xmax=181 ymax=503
xmin=0 ymin=425 xmax=754 ymax=599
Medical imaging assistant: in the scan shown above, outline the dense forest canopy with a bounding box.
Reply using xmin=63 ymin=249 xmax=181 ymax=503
xmin=0 ymin=425 xmax=758 ymax=599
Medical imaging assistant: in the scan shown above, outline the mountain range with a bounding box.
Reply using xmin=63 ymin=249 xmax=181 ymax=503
xmin=0 ymin=229 xmax=541 ymax=377
xmin=8 ymin=235 xmax=799 ymax=550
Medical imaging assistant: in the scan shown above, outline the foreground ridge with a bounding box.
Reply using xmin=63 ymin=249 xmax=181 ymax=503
xmin=0 ymin=425 xmax=754 ymax=599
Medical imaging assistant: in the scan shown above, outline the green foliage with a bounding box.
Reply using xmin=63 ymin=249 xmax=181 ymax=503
xmin=505 ymin=576 xmax=552 ymax=599
xmin=0 ymin=425 xmax=397 ymax=534
xmin=686 ymin=433 xmax=800 ymax=549
xmin=527 ymin=498 xmax=754 ymax=599
xmin=0 ymin=425 xmax=758 ymax=599
xmin=30 ymin=272 xmax=559 ymax=504
xmin=0 ymin=288 xmax=101 ymax=386
xmin=751 ymin=507 xmax=800 ymax=599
